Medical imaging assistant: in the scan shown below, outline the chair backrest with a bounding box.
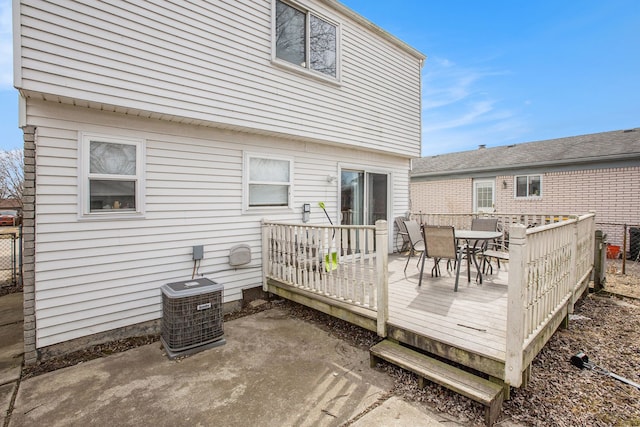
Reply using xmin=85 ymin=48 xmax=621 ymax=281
xmin=471 ymin=218 xmax=499 ymax=232
xmin=470 ymin=218 xmax=500 ymax=249
xmin=423 ymin=225 xmax=457 ymax=260
xmin=395 ymin=216 xmax=409 ymax=236
xmin=403 ymin=220 xmax=423 ymax=248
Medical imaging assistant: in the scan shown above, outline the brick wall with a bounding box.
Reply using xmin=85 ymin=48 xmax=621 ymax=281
xmin=411 ymin=166 xmax=640 ymax=246
xmin=22 ymin=125 xmax=37 ymax=365
xmin=410 ymin=178 xmax=472 ymax=213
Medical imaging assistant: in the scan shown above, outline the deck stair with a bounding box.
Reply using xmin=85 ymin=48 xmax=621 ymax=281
xmin=370 ymin=339 xmax=504 ymax=426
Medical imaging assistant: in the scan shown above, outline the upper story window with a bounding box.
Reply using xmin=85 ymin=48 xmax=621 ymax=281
xmin=515 ymin=175 xmax=542 ymax=198
xmin=274 ymin=0 xmax=338 ymax=79
xmin=244 ymin=152 xmax=293 ymax=211
xmin=80 ymin=134 xmax=145 ymax=218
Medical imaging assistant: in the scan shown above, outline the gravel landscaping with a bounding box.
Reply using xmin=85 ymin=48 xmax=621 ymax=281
xmin=15 ymin=273 xmax=640 ymax=426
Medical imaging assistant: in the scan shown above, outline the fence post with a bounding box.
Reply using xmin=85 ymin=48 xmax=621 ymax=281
xmin=622 ymin=224 xmax=627 ymax=275
xmin=505 ymin=224 xmax=526 ymax=387
xmin=569 ymin=217 xmax=579 ymax=313
xmin=593 ymin=230 xmax=606 ymax=292
xmin=375 ymin=220 xmax=389 ymax=337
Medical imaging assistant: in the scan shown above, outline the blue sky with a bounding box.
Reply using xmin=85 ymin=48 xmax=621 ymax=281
xmin=340 ymin=0 xmax=640 ymax=155
xmin=0 ymin=1 xmax=638 ymax=155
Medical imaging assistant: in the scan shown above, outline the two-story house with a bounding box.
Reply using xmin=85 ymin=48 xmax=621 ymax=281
xmin=14 ymin=0 xmax=425 ymax=363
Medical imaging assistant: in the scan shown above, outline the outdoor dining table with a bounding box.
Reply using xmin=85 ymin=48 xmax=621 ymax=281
xmin=455 ymin=230 xmax=503 ymax=285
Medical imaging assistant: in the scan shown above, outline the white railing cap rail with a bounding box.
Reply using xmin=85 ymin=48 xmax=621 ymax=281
xmin=524 ymin=213 xmax=595 ymax=235
xmin=262 ymin=220 xmax=377 ymax=230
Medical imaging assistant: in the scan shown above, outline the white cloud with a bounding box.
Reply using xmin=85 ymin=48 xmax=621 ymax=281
xmin=420 ymin=56 xmax=529 ymax=155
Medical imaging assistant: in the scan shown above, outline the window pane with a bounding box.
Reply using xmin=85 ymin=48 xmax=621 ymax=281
xmin=90 ymin=180 xmax=136 ymax=211
xmin=516 ymin=176 xmax=528 ymax=197
xmin=249 ymin=184 xmax=289 ymax=206
xmin=249 ymin=158 xmax=290 ymax=182
xmin=529 ymin=176 xmax=541 ymax=196
xmin=275 ymin=0 xmax=306 ymax=67
xmin=477 ymin=187 xmax=492 ymax=208
xmin=310 ymin=15 xmax=336 ymax=77
xmin=90 ymin=141 xmax=136 ymax=175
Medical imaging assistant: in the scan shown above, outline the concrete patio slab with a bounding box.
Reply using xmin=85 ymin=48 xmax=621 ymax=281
xmin=10 ymin=307 xmax=454 ymax=426
xmin=0 ymin=292 xmax=23 ymax=387
xmin=352 ymin=396 xmax=457 ymax=426
xmin=0 ymin=382 xmax=16 ymax=425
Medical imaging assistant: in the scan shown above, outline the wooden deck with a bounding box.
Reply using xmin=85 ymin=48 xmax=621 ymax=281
xmin=264 ymin=215 xmax=597 ymax=388
xmin=266 ymin=250 xmax=511 ymax=380
xmin=386 ymin=253 xmax=509 ymax=378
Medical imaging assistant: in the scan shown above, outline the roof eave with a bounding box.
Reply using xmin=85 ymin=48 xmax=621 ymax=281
xmin=411 ymin=152 xmax=640 ymax=178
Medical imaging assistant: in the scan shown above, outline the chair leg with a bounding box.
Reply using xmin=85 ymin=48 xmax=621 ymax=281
xmin=454 ymin=248 xmax=462 ymax=292
xmin=481 ymin=255 xmax=493 ymax=275
xmin=418 ymin=251 xmax=427 ymax=287
xmin=431 ymin=258 xmax=441 ymax=277
xmin=403 ymin=249 xmax=413 ymax=274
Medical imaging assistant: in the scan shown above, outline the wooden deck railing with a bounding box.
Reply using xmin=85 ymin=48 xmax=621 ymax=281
xmin=261 ymin=220 xmax=389 ymax=335
xmin=505 ymin=213 xmax=596 ymax=386
xmin=410 ymin=212 xmax=574 ymax=247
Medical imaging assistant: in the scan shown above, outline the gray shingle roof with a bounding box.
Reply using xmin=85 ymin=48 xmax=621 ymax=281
xmin=412 ymin=128 xmax=640 ymax=178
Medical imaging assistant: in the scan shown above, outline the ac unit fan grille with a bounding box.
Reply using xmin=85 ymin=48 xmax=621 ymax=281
xmin=161 ymin=279 xmax=224 ymax=353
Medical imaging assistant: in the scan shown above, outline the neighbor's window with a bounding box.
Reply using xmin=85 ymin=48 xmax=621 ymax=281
xmin=515 ymin=175 xmax=542 ymax=198
xmin=81 ymin=134 xmax=144 ymax=216
xmin=244 ymin=153 xmax=293 ymax=210
xmin=274 ymin=0 xmax=338 ymax=78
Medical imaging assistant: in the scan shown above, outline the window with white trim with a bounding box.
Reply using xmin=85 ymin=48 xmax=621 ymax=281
xmin=80 ymin=134 xmax=144 ymax=216
xmin=515 ymin=175 xmax=542 ymax=198
xmin=274 ymin=0 xmax=339 ymax=79
xmin=244 ymin=153 xmax=293 ymax=210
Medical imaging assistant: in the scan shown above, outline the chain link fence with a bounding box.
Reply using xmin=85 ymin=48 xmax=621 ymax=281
xmin=599 ymin=222 xmax=640 ymax=278
xmin=0 ymin=228 xmax=21 ymax=288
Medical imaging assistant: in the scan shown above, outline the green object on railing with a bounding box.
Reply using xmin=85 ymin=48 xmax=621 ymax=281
xmin=318 ymin=201 xmax=333 ymax=225
xmin=325 ymin=252 xmax=338 ymax=272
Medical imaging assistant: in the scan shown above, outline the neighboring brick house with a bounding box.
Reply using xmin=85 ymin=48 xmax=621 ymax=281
xmin=410 ymin=128 xmax=640 ymax=247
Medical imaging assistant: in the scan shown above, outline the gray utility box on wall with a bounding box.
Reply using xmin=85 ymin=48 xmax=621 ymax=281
xmin=161 ymin=277 xmax=225 ymax=359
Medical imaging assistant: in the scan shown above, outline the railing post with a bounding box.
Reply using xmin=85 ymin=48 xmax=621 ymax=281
xmin=375 ymin=220 xmax=388 ymax=337
xmin=261 ymin=219 xmax=269 ymax=292
xmin=593 ymin=230 xmax=606 ymax=292
xmin=505 ymin=224 xmax=526 ymax=386
xmin=569 ymin=217 xmax=579 ymax=312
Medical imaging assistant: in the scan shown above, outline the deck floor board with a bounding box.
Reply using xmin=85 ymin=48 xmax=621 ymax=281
xmin=387 ymin=254 xmax=509 ymax=361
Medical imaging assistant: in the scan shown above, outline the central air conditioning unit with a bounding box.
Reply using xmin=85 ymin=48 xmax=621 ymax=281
xmin=161 ymin=277 xmax=225 ymax=359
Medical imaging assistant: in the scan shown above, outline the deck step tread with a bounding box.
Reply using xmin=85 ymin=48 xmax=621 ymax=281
xmin=370 ymin=339 xmax=503 ymax=426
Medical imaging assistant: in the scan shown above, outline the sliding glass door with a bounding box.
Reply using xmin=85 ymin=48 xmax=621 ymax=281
xmin=340 ymin=169 xmax=388 ymax=225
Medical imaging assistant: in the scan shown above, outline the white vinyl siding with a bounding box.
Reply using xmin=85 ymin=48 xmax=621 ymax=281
xmin=16 ymin=0 xmax=423 ymax=157
xmin=28 ymin=101 xmax=410 ymax=348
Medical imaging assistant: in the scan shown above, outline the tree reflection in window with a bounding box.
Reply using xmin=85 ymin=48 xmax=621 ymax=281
xmin=90 ymin=142 xmax=136 ymax=175
xmin=275 ymin=0 xmax=337 ymax=78
xmin=310 ymin=15 xmax=336 ymax=77
xmin=275 ymin=1 xmax=305 ymax=67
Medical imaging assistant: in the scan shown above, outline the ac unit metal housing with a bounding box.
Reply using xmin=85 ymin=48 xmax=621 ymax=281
xmin=161 ymin=277 xmax=225 ymax=359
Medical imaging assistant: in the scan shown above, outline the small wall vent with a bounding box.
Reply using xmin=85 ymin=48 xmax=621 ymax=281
xmin=161 ymin=278 xmax=225 ymax=359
